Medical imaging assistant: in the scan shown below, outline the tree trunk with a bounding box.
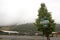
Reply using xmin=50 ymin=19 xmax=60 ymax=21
xmin=46 ymin=33 xmax=50 ymax=40
xmin=47 ymin=35 xmax=50 ymax=40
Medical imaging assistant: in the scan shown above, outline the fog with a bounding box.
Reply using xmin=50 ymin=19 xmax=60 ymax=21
xmin=0 ymin=0 xmax=60 ymax=26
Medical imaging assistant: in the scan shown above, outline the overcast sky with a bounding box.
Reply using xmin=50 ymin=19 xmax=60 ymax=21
xmin=0 ymin=0 xmax=60 ymax=26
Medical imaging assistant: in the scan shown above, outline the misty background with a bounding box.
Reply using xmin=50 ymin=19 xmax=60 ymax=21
xmin=0 ymin=0 xmax=60 ymax=26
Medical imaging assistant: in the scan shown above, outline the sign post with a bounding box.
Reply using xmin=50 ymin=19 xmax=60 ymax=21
xmin=40 ymin=17 xmax=49 ymax=36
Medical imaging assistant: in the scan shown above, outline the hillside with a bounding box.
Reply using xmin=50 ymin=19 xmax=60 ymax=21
xmin=11 ymin=23 xmax=37 ymax=33
xmin=0 ymin=23 xmax=60 ymax=33
xmin=55 ymin=24 xmax=60 ymax=32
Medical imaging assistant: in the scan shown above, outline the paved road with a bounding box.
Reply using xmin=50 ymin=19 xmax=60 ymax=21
xmin=0 ymin=35 xmax=60 ymax=40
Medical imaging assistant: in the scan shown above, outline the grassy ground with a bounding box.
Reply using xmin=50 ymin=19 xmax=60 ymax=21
xmin=0 ymin=35 xmax=60 ymax=40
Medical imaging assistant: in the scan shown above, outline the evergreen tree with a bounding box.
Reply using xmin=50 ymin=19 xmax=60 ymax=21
xmin=35 ymin=3 xmax=56 ymax=40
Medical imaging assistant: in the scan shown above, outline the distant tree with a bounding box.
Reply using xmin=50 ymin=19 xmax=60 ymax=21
xmin=35 ymin=3 xmax=56 ymax=40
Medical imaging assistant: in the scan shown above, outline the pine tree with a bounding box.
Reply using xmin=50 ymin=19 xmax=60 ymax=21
xmin=35 ymin=3 xmax=56 ymax=40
